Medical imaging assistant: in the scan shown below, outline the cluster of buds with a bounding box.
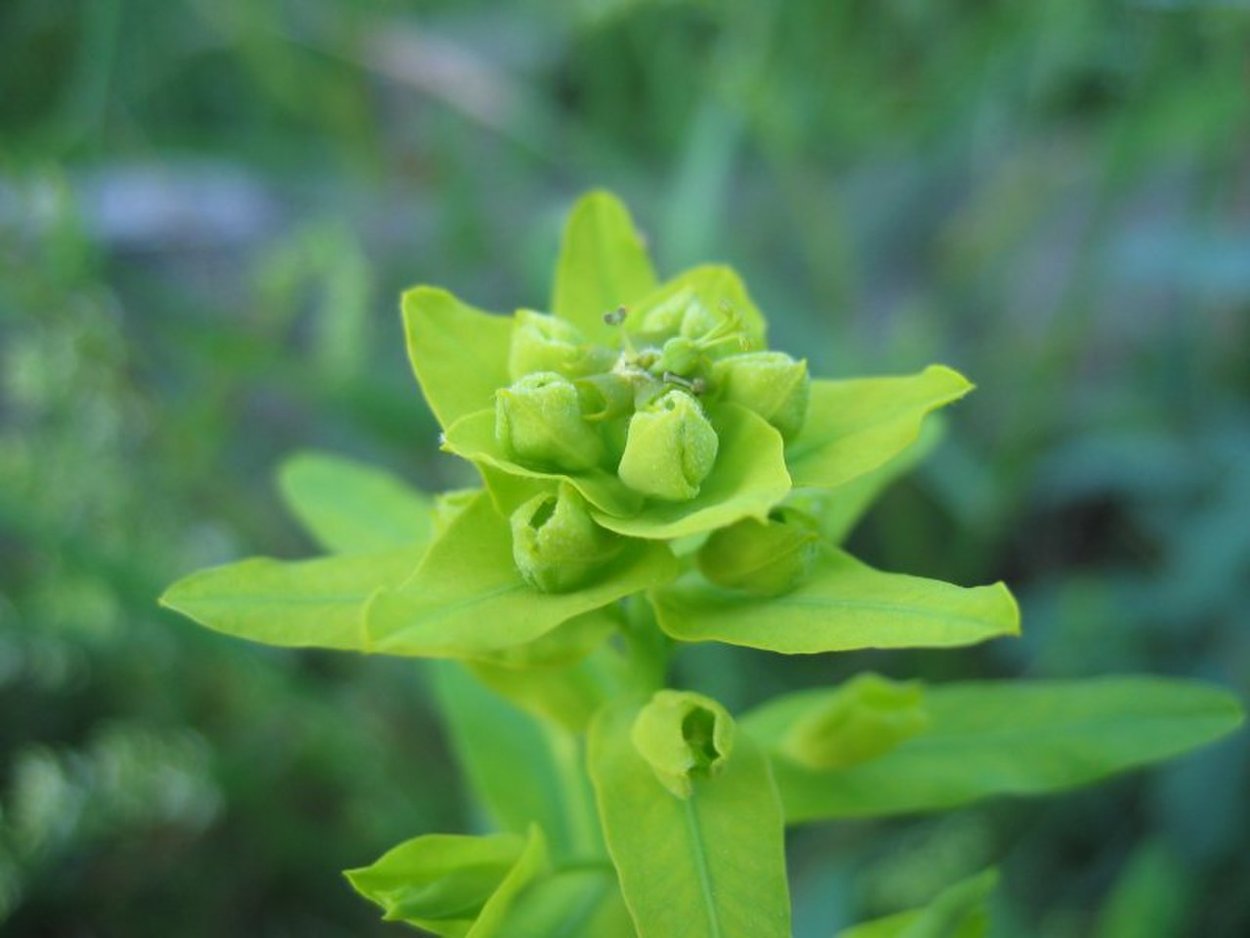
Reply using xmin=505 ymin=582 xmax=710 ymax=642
xmin=494 ymin=291 xmax=810 ymax=592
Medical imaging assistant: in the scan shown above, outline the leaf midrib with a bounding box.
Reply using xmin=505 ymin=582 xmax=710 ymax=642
xmin=681 ymin=795 xmax=723 ymax=938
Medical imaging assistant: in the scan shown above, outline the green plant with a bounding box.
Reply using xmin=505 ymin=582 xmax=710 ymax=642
xmin=160 ymin=192 xmax=1243 ymax=936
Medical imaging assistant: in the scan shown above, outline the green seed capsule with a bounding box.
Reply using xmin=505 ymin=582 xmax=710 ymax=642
xmin=713 ymin=351 xmax=810 ymax=440
xmin=778 ymin=673 xmax=929 ymax=770
xmin=508 ymin=310 xmax=612 ymax=380
xmin=630 ymin=690 xmax=735 ymax=799
xmin=495 ymin=372 xmax=605 ymax=471
xmin=697 ymin=507 xmax=822 ymax=596
xmin=510 ymin=484 xmax=618 ymax=593
xmin=655 ymin=336 xmax=703 ymax=376
xmin=617 ymin=389 xmax=719 ymax=501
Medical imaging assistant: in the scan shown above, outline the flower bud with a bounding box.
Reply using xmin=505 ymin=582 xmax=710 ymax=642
xmin=630 ymin=690 xmax=735 ymax=798
xmin=617 ymin=390 xmax=719 ymax=501
xmin=508 ymin=311 xmax=612 ymax=380
xmin=713 ymin=351 xmax=810 ymax=440
xmin=778 ymin=673 xmax=929 ymax=771
xmin=638 ymin=289 xmax=718 ymax=341
xmin=697 ymin=507 xmax=822 ymax=596
xmin=495 ymin=372 xmax=605 ymax=471
xmin=510 ymin=484 xmax=619 ymax=593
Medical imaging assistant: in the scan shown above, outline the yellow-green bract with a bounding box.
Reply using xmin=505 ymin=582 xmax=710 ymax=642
xmin=159 ymin=190 xmax=1245 ymax=938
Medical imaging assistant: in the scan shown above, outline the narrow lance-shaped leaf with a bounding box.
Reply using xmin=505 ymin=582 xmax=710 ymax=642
xmin=495 ymin=868 xmax=635 ymax=938
xmin=744 ymin=677 xmax=1245 ymax=823
xmin=588 ymin=693 xmax=791 ymax=938
xmin=402 ymin=286 xmax=513 ymax=429
xmin=431 ymin=662 xmax=604 ymax=864
xmin=553 ymin=190 xmax=658 ymax=341
xmin=652 ymin=548 xmax=1019 ymax=654
xmin=278 ymin=450 xmax=434 ymax=555
xmin=160 ymin=546 xmax=425 ymax=652
xmin=345 ymin=825 xmax=546 ymax=937
xmin=836 ymin=869 xmax=999 ymax=938
xmin=366 ymin=491 xmax=679 ymax=657
xmin=786 ymin=366 xmax=972 ymax=491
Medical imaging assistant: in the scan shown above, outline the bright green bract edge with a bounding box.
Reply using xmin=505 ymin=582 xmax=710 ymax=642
xmin=652 ymin=549 xmax=1019 ymax=654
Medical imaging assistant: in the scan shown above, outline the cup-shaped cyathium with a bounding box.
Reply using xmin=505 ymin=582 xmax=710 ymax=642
xmin=617 ymin=389 xmax=718 ymax=501
xmin=697 ymin=507 xmax=823 ymax=597
xmin=713 ymin=351 xmax=810 ymax=441
xmin=631 ymin=690 xmax=736 ymax=798
xmin=510 ymin=483 xmax=621 ymax=593
xmin=495 ymin=371 xmax=605 ymax=471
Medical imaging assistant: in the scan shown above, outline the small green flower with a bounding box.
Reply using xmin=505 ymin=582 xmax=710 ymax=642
xmin=495 ymin=372 xmax=605 ymax=471
xmin=630 ymin=689 xmax=735 ymax=798
xmin=510 ymin=483 xmax=619 ymax=593
xmin=697 ymin=507 xmax=822 ymax=596
xmin=713 ymin=351 xmax=810 ymax=440
xmin=617 ymin=389 xmax=718 ymax=501
xmin=508 ymin=310 xmax=613 ymax=380
xmin=777 ymin=673 xmax=929 ymax=770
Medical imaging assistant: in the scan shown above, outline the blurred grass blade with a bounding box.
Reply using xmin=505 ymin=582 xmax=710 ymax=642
xmin=837 ymin=869 xmax=998 ymax=938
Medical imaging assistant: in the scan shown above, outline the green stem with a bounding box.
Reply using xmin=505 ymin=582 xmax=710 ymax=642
xmin=543 ymin=722 xmax=604 ymax=860
xmin=620 ymin=593 xmax=670 ymax=693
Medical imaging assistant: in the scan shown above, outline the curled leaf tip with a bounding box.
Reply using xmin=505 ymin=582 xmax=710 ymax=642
xmin=630 ymin=689 xmax=736 ymax=798
xmin=779 ymin=673 xmax=929 ymax=770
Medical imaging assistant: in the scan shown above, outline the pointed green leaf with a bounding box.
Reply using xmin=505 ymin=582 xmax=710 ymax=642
xmin=817 ymin=415 xmax=945 ymax=545
xmin=553 ymin=190 xmax=658 ymax=341
xmin=345 ymin=826 xmax=546 ymax=937
xmin=652 ymin=549 xmax=1018 ymax=654
xmin=1094 ymin=842 xmax=1189 ymax=938
xmin=588 ymin=698 xmax=791 ymax=938
xmin=744 ymin=677 xmax=1245 ymax=822
xmin=277 ymin=450 xmax=433 ymax=555
xmin=366 ymin=492 xmax=679 ymax=657
xmin=497 ymin=868 xmax=635 ymax=938
xmin=444 ymin=404 xmax=791 ymax=540
xmin=786 ymin=366 xmax=972 ymax=491
xmin=837 ymin=869 xmax=999 ymax=938
xmin=432 ymin=663 xmax=604 ymax=864
xmin=160 ymin=547 xmax=424 ymax=651
xmin=402 ymin=286 xmax=513 ymax=429
xmin=629 ymin=264 xmax=768 ymax=345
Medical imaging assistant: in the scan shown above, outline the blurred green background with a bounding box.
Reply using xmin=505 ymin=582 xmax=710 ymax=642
xmin=2 ymin=1 xmax=1248 ymax=935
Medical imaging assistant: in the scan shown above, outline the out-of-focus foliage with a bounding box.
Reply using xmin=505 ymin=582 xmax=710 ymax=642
xmin=1 ymin=0 xmax=1247 ymax=935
